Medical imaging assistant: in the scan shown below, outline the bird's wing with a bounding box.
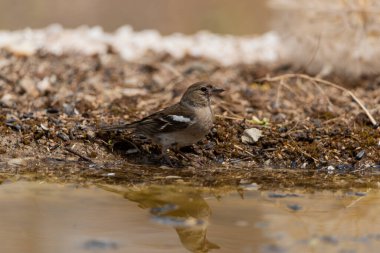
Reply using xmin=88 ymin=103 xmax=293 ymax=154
xmin=129 ymin=103 xmax=195 ymax=135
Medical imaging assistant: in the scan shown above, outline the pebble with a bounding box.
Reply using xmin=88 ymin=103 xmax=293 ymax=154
xmin=46 ymin=108 xmax=59 ymax=114
xmin=327 ymin=165 xmax=335 ymax=174
xmin=241 ymin=128 xmax=263 ymax=144
xmin=5 ymin=122 xmax=22 ymax=131
xmin=40 ymin=124 xmax=49 ymax=131
xmin=57 ymin=132 xmax=70 ymax=141
xmin=355 ymin=150 xmax=366 ymax=160
xmin=63 ymin=103 xmax=78 ymax=116
xmin=336 ymin=164 xmax=354 ymax=172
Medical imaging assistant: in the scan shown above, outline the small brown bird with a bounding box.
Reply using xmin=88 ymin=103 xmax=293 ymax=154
xmin=102 ymin=81 xmax=224 ymax=161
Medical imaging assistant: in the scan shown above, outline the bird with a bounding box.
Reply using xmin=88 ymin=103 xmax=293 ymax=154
xmin=101 ymin=81 xmax=224 ymax=163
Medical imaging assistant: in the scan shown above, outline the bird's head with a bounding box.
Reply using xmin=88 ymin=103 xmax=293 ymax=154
xmin=180 ymin=81 xmax=224 ymax=107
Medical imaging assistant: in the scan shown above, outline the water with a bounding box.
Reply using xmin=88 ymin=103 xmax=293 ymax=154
xmin=0 ymin=182 xmax=379 ymax=253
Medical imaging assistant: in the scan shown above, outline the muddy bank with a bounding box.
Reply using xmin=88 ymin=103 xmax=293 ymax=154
xmin=0 ymin=50 xmax=379 ymax=189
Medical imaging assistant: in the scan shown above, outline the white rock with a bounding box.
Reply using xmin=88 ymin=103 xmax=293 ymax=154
xmin=327 ymin=165 xmax=335 ymax=174
xmin=241 ymin=128 xmax=263 ymax=144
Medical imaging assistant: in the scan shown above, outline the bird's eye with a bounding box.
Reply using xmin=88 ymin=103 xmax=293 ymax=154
xmin=200 ymin=87 xmax=208 ymax=92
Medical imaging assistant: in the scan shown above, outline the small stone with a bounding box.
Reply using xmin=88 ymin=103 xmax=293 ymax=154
xmin=327 ymin=165 xmax=335 ymax=174
xmin=46 ymin=108 xmax=59 ymax=114
xmin=40 ymin=124 xmax=49 ymax=131
xmin=336 ymin=164 xmax=354 ymax=172
xmin=241 ymin=128 xmax=263 ymax=144
xmin=355 ymin=150 xmax=366 ymax=160
xmin=63 ymin=103 xmax=78 ymax=116
xmin=5 ymin=122 xmax=22 ymax=131
xmin=57 ymin=132 xmax=70 ymax=141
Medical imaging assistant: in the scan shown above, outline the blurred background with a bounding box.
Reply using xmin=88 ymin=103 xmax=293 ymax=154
xmin=0 ymin=0 xmax=271 ymax=35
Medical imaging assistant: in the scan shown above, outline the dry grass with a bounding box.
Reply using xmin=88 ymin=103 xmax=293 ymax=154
xmin=261 ymin=73 xmax=379 ymax=127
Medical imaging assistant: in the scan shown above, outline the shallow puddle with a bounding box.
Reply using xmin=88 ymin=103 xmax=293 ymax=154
xmin=0 ymin=182 xmax=379 ymax=253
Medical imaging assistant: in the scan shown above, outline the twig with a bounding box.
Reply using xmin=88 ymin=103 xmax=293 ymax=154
xmin=234 ymin=144 xmax=256 ymax=158
xmin=288 ymin=142 xmax=318 ymax=163
xmin=261 ymin=73 xmax=378 ymax=128
xmin=215 ymin=114 xmax=268 ymax=126
xmin=64 ymin=147 xmax=94 ymax=163
xmin=274 ymin=79 xmax=283 ymax=108
xmin=310 ymin=79 xmax=335 ymax=109
xmin=215 ymin=114 xmax=244 ymax=121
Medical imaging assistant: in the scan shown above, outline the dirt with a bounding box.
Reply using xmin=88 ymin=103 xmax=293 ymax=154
xmin=0 ymin=49 xmax=379 ymax=189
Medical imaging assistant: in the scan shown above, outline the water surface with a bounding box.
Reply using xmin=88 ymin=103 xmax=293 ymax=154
xmin=0 ymin=182 xmax=378 ymax=253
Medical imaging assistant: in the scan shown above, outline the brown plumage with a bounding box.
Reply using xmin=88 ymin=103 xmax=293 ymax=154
xmin=102 ymin=81 xmax=224 ymax=157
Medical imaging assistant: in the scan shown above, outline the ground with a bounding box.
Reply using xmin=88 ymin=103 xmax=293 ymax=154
xmin=0 ymin=49 xmax=379 ymax=189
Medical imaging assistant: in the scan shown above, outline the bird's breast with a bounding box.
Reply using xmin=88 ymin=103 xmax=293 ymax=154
xmin=192 ymin=106 xmax=214 ymax=132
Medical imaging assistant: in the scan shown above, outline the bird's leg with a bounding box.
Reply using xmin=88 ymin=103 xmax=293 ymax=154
xmin=159 ymin=146 xmax=175 ymax=167
xmin=175 ymin=148 xmax=191 ymax=162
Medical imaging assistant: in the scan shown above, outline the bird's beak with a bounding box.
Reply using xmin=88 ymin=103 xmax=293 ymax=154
xmin=211 ymin=87 xmax=225 ymax=95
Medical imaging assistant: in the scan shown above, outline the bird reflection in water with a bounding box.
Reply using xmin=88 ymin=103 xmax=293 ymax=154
xmin=100 ymin=185 xmax=220 ymax=253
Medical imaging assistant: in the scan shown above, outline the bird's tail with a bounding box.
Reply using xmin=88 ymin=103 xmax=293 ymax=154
xmin=99 ymin=122 xmax=136 ymax=131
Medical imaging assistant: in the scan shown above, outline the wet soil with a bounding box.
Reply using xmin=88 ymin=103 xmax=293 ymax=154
xmin=0 ymin=49 xmax=379 ymax=189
